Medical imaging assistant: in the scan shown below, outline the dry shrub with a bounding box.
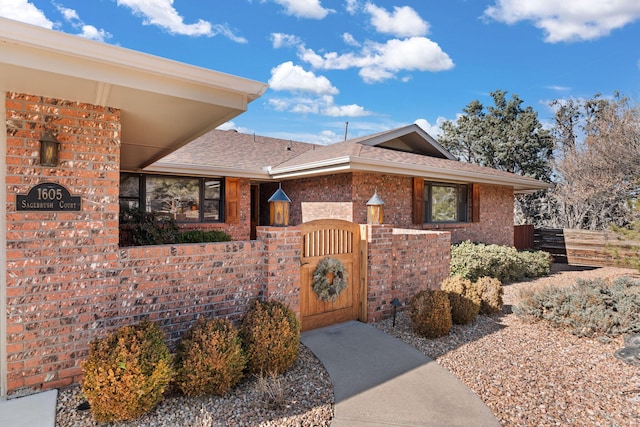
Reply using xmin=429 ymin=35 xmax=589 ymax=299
xmin=175 ymin=317 xmax=246 ymax=397
xmin=514 ymin=277 xmax=640 ymax=340
xmin=81 ymin=320 xmax=174 ymax=423
xmin=240 ymin=299 xmax=301 ymax=376
xmin=475 ymin=276 xmax=504 ymax=315
xmin=409 ymin=289 xmax=452 ymax=338
xmin=441 ymin=276 xmax=481 ymax=324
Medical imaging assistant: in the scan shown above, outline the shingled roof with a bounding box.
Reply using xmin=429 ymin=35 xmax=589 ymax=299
xmin=147 ymin=124 xmax=551 ymax=193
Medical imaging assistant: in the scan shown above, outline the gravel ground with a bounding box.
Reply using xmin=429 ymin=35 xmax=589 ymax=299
xmin=55 ymin=345 xmax=333 ymax=427
xmin=376 ymin=264 xmax=640 ymax=427
xmin=56 ymin=264 xmax=640 ymax=426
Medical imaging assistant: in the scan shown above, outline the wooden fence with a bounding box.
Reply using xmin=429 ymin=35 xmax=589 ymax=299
xmin=533 ymin=228 xmax=640 ymax=267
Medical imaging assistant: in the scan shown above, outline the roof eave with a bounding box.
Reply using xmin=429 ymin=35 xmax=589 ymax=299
xmin=270 ymin=156 xmax=552 ymax=192
xmin=142 ymin=162 xmax=272 ymax=180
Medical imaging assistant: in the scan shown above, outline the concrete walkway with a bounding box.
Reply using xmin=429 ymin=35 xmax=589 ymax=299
xmin=301 ymin=321 xmax=500 ymax=427
xmin=0 ymin=389 xmax=57 ymax=427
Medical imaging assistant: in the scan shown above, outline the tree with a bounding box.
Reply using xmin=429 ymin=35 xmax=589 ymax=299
xmin=439 ymin=90 xmax=554 ymax=224
xmin=547 ymin=93 xmax=640 ymax=229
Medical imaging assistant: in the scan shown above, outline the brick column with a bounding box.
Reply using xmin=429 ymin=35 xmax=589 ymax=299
xmin=256 ymin=226 xmax=301 ymax=318
xmin=365 ymin=224 xmax=394 ymax=322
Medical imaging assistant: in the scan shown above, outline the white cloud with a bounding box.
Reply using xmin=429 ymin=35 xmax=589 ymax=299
xmin=485 ymin=0 xmax=640 ymax=42
xmin=364 ymin=3 xmax=429 ymax=37
xmin=414 ymin=117 xmax=448 ymax=138
xmin=300 ymin=37 xmax=454 ymax=83
xmin=266 ymin=0 xmax=334 ymax=19
xmin=345 ymin=0 xmax=360 ymax=15
xmin=53 ymin=4 xmax=111 ymax=41
xmin=269 ymin=61 xmax=339 ymax=95
xmin=271 ymin=32 xmax=302 ymax=48
xmin=267 ymin=62 xmax=371 ymax=118
xmin=0 ymin=0 xmax=53 ymax=28
xmin=268 ymin=95 xmax=371 ymax=118
xmin=116 ymin=0 xmax=246 ymax=41
xmin=545 ymin=85 xmax=572 ymax=92
xmin=342 ymin=32 xmax=360 ymax=47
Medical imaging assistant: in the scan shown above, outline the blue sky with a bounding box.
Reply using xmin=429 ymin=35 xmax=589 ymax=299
xmin=2 ymin=0 xmax=640 ymax=145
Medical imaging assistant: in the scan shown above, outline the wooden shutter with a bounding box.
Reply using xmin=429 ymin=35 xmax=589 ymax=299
xmin=412 ymin=178 xmax=424 ymax=225
xmin=225 ymin=177 xmax=240 ymax=224
xmin=471 ymin=183 xmax=480 ymax=223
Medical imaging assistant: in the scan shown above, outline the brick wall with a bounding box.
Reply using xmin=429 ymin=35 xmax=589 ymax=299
xmin=422 ymin=184 xmax=515 ymax=246
xmin=5 ymin=92 xmax=121 ymax=394
xmin=366 ymin=225 xmax=451 ymax=322
xmin=2 ymin=92 xmax=453 ymax=397
xmin=278 ymin=173 xmax=514 ymax=247
xmin=258 ymin=226 xmax=301 ymax=315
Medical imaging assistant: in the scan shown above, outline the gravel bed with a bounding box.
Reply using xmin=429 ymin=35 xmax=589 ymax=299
xmin=56 ymin=264 xmax=640 ymax=426
xmin=55 ymin=345 xmax=333 ymax=427
xmin=376 ymin=264 xmax=640 ymax=426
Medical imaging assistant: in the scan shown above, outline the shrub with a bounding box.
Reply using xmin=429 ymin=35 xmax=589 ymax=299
xmin=513 ymin=277 xmax=640 ymax=339
xmin=175 ymin=317 xmax=246 ymax=397
xmin=441 ymin=276 xmax=481 ymax=324
xmin=178 ymin=229 xmax=232 ymax=244
xmin=474 ymin=276 xmax=504 ymax=315
xmin=409 ymin=289 xmax=452 ymax=338
xmin=450 ymin=240 xmax=551 ymax=282
xmin=81 ymin=320 xmax=174 ymax=422
xmin=120 ymin=207 xmax=181 ymax=246
xmin=240 ymin=299 xmax=301 ymax=376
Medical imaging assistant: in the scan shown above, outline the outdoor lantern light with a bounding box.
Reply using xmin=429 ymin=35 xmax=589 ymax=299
xmin=39 ymin=131 xmax=60 ymax=167
xmin=268 ymin=184 xmax=291 ymax=226
xmin=366 ymin=190 xmax=384 ymax=224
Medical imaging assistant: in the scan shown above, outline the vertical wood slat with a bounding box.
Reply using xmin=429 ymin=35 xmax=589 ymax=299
xmin=302 ymin=226 xmax=355 ymax=258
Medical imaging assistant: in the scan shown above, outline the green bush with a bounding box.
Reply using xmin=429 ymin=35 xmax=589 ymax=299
xmin=175 ymin=317 xmax=246 ymax=397
xmin=441 ymin=276 xmax=481 ymax=324
xmin=178 ymin=229 xmax=232 ymax=243
xmin=120 ymin=207 xmax=181 ymax=246
xmin=474 ymin=276 xmax=504 ymax=315
xmin=450 ymin=240 xmax=551 ymax=282
xmin=240 ymin=299 xmax=301 ymax=376
xmin=513 ymin=277 xmax=640 ymax=339
xmin=81 ymin=320 xmax=174 ymax=422
xmin=409 ymin=289 xmax=452 ymax=338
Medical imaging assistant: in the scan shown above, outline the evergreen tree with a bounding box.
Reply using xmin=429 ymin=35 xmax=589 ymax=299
xmin=439 ymin=90 xmax=554 ymax=225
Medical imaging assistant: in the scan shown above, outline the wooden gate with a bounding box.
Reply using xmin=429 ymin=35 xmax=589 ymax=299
xmin=300 ymin=219 xmax=365 ymax=331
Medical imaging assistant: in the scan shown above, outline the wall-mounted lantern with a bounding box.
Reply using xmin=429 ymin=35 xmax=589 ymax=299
xmin=39 ymin=132 xmax=60 ymax=167
xmin=268 ymin=184 xmax=291 ymax=226
xmin=366 ymin=190 xmax=384 ymax=224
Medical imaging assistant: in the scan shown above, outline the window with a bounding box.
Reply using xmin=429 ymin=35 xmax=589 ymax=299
xmin=119 ymin=173 xmax=224 ymax=222
xmin=424 ymin=182 xmax=468 ymax=223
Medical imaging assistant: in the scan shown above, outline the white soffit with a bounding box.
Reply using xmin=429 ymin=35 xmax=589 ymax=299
xmin=0 ymin=17 xmax=268 ymax=170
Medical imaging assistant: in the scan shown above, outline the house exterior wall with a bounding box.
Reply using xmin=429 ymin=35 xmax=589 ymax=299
xmin=5 ymin=92 xmax=121 ymax=394
xmin=280 ymin=172 xmax=514 ymax=247
xmin=421 ymin=184 xmax=515 ymax=247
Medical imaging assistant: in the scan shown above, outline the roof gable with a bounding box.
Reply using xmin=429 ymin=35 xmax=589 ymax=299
xmin=351 ymin=124 xmax=456 ymax=160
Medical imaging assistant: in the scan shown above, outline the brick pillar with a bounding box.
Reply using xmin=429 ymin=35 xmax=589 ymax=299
xmin=4 ymin=92 xmax=120 ymax=395
xmin=365 ymin=224 xmax=394 ymax=322
xmin=257 ymin=226 xmax=301 ymax=318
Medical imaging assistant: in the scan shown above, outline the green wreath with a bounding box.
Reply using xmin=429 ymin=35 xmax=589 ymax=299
xmin=312 ymin=257 xmax=348 ymax=302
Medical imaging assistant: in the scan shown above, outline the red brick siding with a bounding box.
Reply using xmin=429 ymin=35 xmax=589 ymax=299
xmin=422 ymin=184 xmax=514 ymax=246
xmin=265 ymin=175 xmax=353 ymax=226
xmin=117 ymin=242 xmax=264 ymax=342
xmin=5 ymin=92 xmax=121 ymax=393
xmin=257 ymin=227 xmax=301 ymax=316
xmin=366 ymin=225 xmax=451 ymax=321
xmin=351 ymin=173 xmax=414 ymax=225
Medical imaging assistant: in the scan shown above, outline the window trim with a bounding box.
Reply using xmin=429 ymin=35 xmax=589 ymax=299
xmin=119 ymin=173 xmax=225 ymax=223
xmin=423 ymin=181 xmax=469 ymax=224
